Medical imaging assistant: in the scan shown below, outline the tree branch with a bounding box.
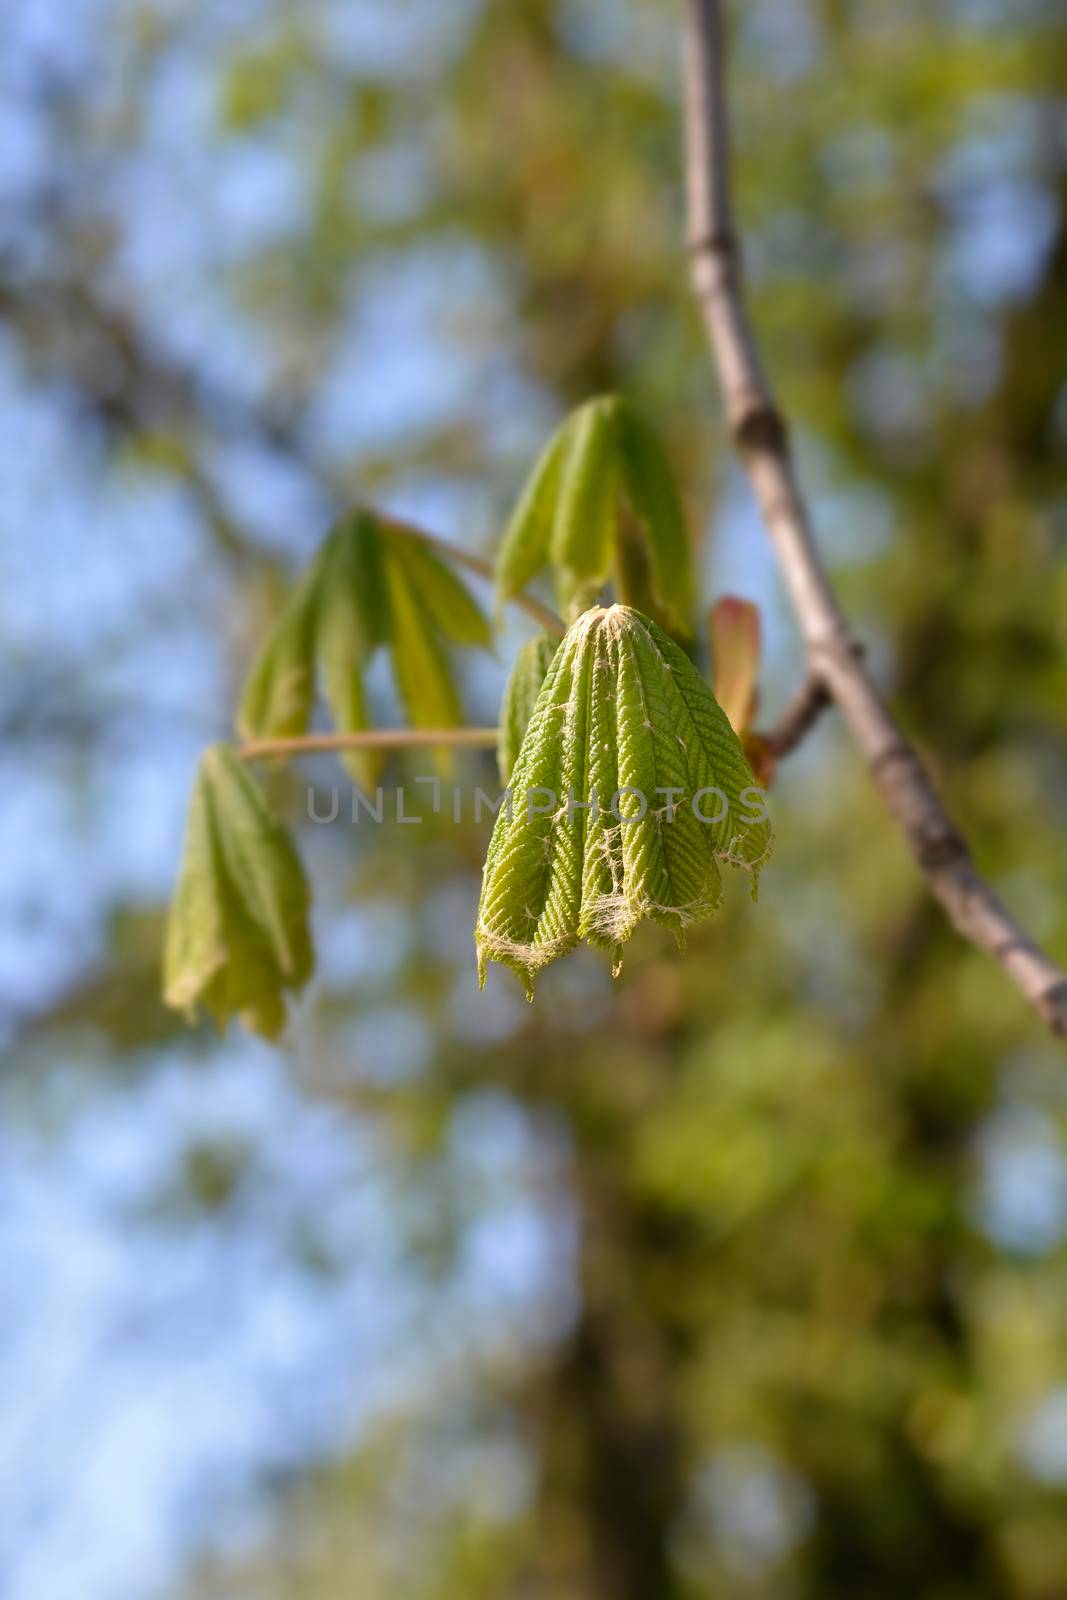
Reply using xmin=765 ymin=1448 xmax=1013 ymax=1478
xmin=239 ymin=727 xmax=500 ymax=762
xmin=682 ymin=0 xmax=1067 ymax=1038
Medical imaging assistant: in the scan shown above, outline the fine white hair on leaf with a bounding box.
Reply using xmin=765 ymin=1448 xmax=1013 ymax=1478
xmin=475 ymin=604 xmax=773 ymax=998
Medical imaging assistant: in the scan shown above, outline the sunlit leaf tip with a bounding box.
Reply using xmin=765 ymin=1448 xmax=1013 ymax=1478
xmin=163 ymin=744 xmax=314 ymax=1040
xmin=475 ymin=604 xmax=772 ymax=998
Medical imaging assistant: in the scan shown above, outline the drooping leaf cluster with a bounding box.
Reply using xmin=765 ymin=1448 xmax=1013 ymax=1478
xmin=164 ymin=509 xmax=496 ymax=1036
xmin=165 ymin=401 xmax=771 ymax=1030
xmin=238 ymin=509 xmax=491 ymax=785
xmin=164 ymin=744 xmax=313 ymax=1039
xmin=476 ymin=604 xmax=771 ymax=997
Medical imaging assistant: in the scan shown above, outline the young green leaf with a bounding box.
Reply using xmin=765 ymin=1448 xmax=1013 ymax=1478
xmin=616 ymin=399 xmax=693 ymax=634
xmin=316 ymin=513 xmax=390 ymax=789
xmin=163 ymin=744 xmax=314 ymax=1039
xmin=236 ymin=509 xmax=490 ymax=776
xmin=497 ymin=631 xmax=559 ymax=785
xmin=495 ymin=426 xmax=570 ymax=601
xmin=475 ymin=605 xmax=771 ymax=997
xmin=384 ymin=522 xmax=492 ymax=649
xmin=325 ymin=510 xmax=391 ymax=656
xmin=385 ymin=553 xmax=464 ymax=731
xmin=477 ymin=621 xmax=586 ymax=993
xmin=550 ymin=396 xmax=621 ymax=592
xmin=237 ymin=561 xmax=321 ymax=740
xmin=316 ymin=591 xmax=377 ymax=789
xmin=494 ymin=396 xmax=695 ymax=635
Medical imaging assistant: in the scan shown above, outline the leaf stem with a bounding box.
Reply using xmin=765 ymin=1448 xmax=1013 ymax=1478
xmin=238 ymin=727 xmax=500 ymax=761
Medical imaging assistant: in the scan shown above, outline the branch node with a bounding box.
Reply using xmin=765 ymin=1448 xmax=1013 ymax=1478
xmin=1039 ymin=983 xmax=1067 ymax=1038
xmin=809 ymin=633 xmax=866 ymax=679
xmin=731 ymin=400 xmax=788 ymax=454
xmin=914 ymin=825 xmax=969 ymax=873
xmin=687 ymin=228 xmax=738 ymax=261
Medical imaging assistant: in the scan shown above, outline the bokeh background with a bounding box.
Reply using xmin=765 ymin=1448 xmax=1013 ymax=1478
xmin=3 ymin=1 xmax=1067 ymax=1596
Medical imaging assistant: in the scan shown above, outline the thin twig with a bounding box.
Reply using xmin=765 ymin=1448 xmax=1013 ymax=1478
xmin=760 ymin=639 xmax=867 ymax=758
xmin=760 ymin=675 xmax=832 ymax=761
xmin=239 ymin=728 xmax=500 ymax=761
xmin=682 ymin=0 xmax=1067 ymax=1037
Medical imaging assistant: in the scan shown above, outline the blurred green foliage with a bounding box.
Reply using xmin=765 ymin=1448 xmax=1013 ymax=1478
xmin=6 ymin=0 xmax=1067 ymax=1597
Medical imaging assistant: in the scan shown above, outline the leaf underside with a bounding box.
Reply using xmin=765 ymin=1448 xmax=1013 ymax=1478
xmin=163 ymin=744 xmax=313 ymax=1040
xmin=475 ymin=605 xmax=772 ymax=998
